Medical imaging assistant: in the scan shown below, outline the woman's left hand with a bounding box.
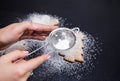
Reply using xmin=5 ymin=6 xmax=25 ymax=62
xmin=0 ymin=21 xmax=57 ymax=49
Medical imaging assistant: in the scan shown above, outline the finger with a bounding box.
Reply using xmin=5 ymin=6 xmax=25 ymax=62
xmin=32 ymin=31 xmax=50 ymax=36
xmin=3 ymin=50 xmax=28 ymax=62
xmin=21 ymin=54 xmax=50 ymax=72
xmin=20 ymin=36 xmax=46 ymax=40
xmin=15 ymin=59 xmax=26 ymax=64
xmin=17 ymin=21 xmax=58 ymax=33
xmin=14 ymin=21 xmax=32 ymax=34
xmin=32 ymin=23 xmax=58 ymax=31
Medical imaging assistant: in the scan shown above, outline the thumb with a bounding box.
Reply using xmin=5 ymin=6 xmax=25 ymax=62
xmin=20 ymin=54 xmax=50 ymax=72
xmin=4 ymin=50 xmax=28 ymax=62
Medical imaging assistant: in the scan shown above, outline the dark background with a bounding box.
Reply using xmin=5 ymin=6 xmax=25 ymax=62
xmin=0 ymin=0 xmax=120 ymax=81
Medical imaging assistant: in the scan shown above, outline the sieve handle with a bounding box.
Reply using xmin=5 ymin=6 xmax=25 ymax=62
xmin=72 ymin=27 xmax=80 ymax=33
xmin=15 ymin=42 xmax=48 ymax=63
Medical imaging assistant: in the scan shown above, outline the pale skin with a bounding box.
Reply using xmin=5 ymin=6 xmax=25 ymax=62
xmin=0 ymin=21 xmax=58 ymax=81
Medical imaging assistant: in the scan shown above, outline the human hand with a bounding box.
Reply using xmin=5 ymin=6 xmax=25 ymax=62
xmin=0 ymin=21 xmax=58 ymax=49
xmin=0 ymin=50 xmax=50 ymax=81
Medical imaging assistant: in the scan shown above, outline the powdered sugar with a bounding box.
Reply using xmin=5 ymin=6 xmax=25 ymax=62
xmin=0 ymin=13 xmax=102 ymax=81
xmin=54 ymin=39 xmax=70 ymax=50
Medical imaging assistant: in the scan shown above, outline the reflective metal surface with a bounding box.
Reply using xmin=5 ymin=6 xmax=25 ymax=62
xmin=48 ymin=28 xmax=76 ymax=50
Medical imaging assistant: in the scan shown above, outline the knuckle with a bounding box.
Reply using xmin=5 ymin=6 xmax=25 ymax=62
xmin=14 ymin=50 xmax=21 ymax=53
xmin=14 ymin=67 xmax=25 ymax=77
xmin=22 ymin=21 xmax=32 ymax=27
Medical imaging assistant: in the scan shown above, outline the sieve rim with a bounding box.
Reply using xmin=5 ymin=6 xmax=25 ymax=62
xmin=48 ymin=27 xmax=76 ymax=51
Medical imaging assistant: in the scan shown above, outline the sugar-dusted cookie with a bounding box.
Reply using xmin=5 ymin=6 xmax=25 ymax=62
xmin=59 ymin=32 xmax=85 ymax=62
xmin=26 ymin=14 xmax=59 ymax=26
xmin=5 ymin=40 xmax=27 ymax=54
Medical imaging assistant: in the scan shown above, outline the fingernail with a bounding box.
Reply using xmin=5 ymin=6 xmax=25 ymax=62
xmin=42 ymin=36 xmax=46 ymax=39
xmin=22 ymin=51 xmax=29 ymax=54
xmin=46 ymin=54 xmax=51 ymax=59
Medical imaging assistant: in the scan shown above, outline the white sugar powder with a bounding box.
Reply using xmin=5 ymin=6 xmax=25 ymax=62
xmin=1 ymin=13 xmax=101 ymax=81
xmin=54 ymin=39 xmax=70 ymax=50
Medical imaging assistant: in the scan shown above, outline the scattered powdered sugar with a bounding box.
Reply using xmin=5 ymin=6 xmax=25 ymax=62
xmin=26 ymin=31 xmax=101 ymax=81
xmin=0 ymin=31 xmax=101 ymax=81
xmin=0 ymin=13 xmax=102 ymax=81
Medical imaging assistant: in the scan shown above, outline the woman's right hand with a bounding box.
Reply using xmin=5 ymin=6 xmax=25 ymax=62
xmin=0 ymin=50 xmax=50 ymax=81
